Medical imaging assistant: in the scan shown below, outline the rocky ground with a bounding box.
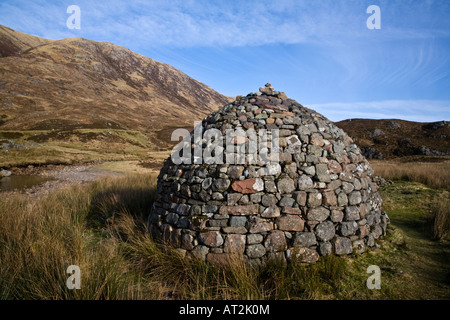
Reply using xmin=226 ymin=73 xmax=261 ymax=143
xmin=1 ymin=162 xmax=125 ymax=199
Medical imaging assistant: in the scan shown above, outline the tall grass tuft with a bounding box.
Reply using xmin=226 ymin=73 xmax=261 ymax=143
xmin=428 ymin=195 xmax=450 ymax=240
xmin=371 ymin=160 xmax=450 ymax=190
xmin=1 ymin=173 xmax=349 ymax=300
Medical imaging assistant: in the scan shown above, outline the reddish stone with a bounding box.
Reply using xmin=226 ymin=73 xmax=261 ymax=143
xmin=261 ymin=206 xmax=281 ymax=218
xmin=249 ymin=217 xmax=273 ymax=233
xmin=206 ymin=253 xmax=236 ymax=265
xmin=358 ymin=224 xmax=369 ymax=238
xmin=294 ymin=191 xmax=307 ymax=206
xmin=276 ymin=215 xmax=305 ymax=231
xmin=233 ymin=136 xmax=249 ymax=145
xmin=328 ymin=160 xmax=343 ymax=174
xmin=310 ymin=133 xmax=324 ymax=147
xmin=323 ymin=191 xmax=337 ymax=206
xmin=359 ymin=203 xmax=369 ymax=218
xmin=282 ymin=207 xmax=302 ymax=215
xmin=231 ymin=178 xmax=264 ymax=194
xmin=198 ymin=231 xmax=223 ymax=247
xmin=224 ymin=234 xmax=246 ymax=254
xmin=264 ymin=230 xmax=287 ymax=252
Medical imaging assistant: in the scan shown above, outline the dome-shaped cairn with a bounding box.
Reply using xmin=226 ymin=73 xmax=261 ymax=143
xmin=148 ymin=83 xmax=389 ymax=265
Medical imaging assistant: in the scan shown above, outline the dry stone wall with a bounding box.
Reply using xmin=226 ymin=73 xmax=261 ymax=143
xmin=148 ymin=84 xmax=389 ymax=265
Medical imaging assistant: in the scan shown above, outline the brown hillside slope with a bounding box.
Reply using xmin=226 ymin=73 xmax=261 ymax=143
xmin=0 ymin=25 xmax=230 ymax=133
xmin=0 ymin=25 xmax=52 ymax=57
xmin=336 ymin=119 xmax=450 ymax=159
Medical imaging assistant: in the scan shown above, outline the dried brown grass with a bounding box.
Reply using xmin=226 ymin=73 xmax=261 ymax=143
xmin=371 ymin=159 xmax=450 ymax=190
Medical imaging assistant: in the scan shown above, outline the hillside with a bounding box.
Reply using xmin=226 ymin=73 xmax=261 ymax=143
xmin=336 ymin=119 xmax=450 ymax=159
xmin=0 ymin=25 xmax=51 ymax=57
xmin=0 ymin=25 xmax=231 ymax=167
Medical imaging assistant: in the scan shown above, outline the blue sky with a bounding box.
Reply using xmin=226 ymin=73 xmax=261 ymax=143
xmin=1 ymin=0 xmax=449 ymax=122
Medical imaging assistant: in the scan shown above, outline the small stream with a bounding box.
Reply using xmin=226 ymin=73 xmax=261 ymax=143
xmin=0 ymin=175 xmax=54 ymax=192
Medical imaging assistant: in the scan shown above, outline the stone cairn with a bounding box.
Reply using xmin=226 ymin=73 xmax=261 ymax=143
xmin=148 ymin=83 xmax=389 ymax=265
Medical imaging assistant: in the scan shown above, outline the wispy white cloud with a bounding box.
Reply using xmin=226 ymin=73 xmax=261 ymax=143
xmin=2 ymin=0 xmax=449 ymax=48
xmin=308 ymin=100 xmax=450 ymax=122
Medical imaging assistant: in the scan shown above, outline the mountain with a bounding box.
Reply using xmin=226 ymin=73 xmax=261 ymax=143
xmin=0 ymin=25 xmax=231 ymax=167
xmin=335 ymin=118 xmax=450 ymax=159
xmin=0 ymin=25 xmax=51 ymax=57
xmin=0 ymin=25 xmax=230 ymax=132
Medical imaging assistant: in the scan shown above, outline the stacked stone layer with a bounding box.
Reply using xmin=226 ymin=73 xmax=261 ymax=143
xmin=148 ymin=85 xmax=389 ymax=265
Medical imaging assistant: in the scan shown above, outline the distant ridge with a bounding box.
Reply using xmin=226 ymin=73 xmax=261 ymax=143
xmin=336 ymin=118 xmax=450 ymax=159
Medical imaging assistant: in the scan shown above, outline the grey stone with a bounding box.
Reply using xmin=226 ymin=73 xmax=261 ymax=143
xmin=291 ymin=247 xmax=319 ymax=263
xmin=227 ymin=165 xmax=245 ymax=179
xmin=264 ymin=180 xmax=277 ymax=193
xmin=277 ymin=177 xmax=295 ymax=194
xmin=202 ymin=177 xmax=213 ymax=189
xmin=247 ymin=234 xmax=264 ymax=244
xmin=315 ymin=164 xmax=331 ymax=182
xmin=331 ymin=210 xmax=344 ymax=223
xmin=191 ymin=245 xmax=209 ymax=260
xmin=166 ymin=212 xmax=179 ymax=224
xmin=352 ymin=239 xmax=365 ymax=254
xmin=340 ymin=221 xmax=358 ymax=236
xmin=222 ymin=226 xmax=247 ymax=234
xmin=319 ymin=242 xmax=333 ymax=256
xmin=348 ymin=191 xmax=362 ymax=205
xmin=294 ymin=191 xmax=307 ymax=206
xmin=333 ymin=237 xmax=352 ymax=255
xmin=345 ymin=206 xmax=360 ymax=221
xmin=279 ymin=196 xmax=295 ymax=207
xmin=342 ymin=182 xmax=355 ymax=194
xmin=238 ymin=195 xmax=250 ymax=205
xmin=298 ymin=175 xmax=314 ymax=190
xmin=337 ymin=192 xmax=348 ymax=206
xmin=246 ymin=244 xmax=266 ymax=258
xmin=293 ymin=232 xmax=317 ymax=247
xmin=249 ymin=217 xmax=273 ymax=233
xmin=211 ymin=192 xmax=224 ymax=200
xmin=212 ymin=178 xmax=231 ymax=192
xmin=315 ymin=221 xmax=335 ymax=242
xmin=0 ymin=169 xmax=11 ymax=177
xmin=302 ymin=166 xmax=316 ymax=176
xmin=229 ymin=216 xmax=247 ymax=227
xmin=198 ymin=231 xmax=224 ymax=247
xmin=227 ymin=193 xmax=242 ymax=206
xmin=261 ymin=194 xmax=277 ymax=207
xmin=250 ymin=193 xmax=262 ymax=203
xmin=307 ymin=191 xmax=322 ymax=208
xmin=307 ymin=206 xmax=330 ymax=222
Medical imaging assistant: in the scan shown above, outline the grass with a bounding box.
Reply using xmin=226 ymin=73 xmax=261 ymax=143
xmin=0 ymin=174 xmax=352 ymax=300
xmin=1 ymin=155 xmax=450 ymax=299
xmin=0 ymin=129 xmax=161 ymax=168
xmin=428 ymin=196 xmax=450 ymax=240
xmin=1 ymin=172 xmax=449 ymax=300
xmin=371 ymin=158 xmax=450 ymax=190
